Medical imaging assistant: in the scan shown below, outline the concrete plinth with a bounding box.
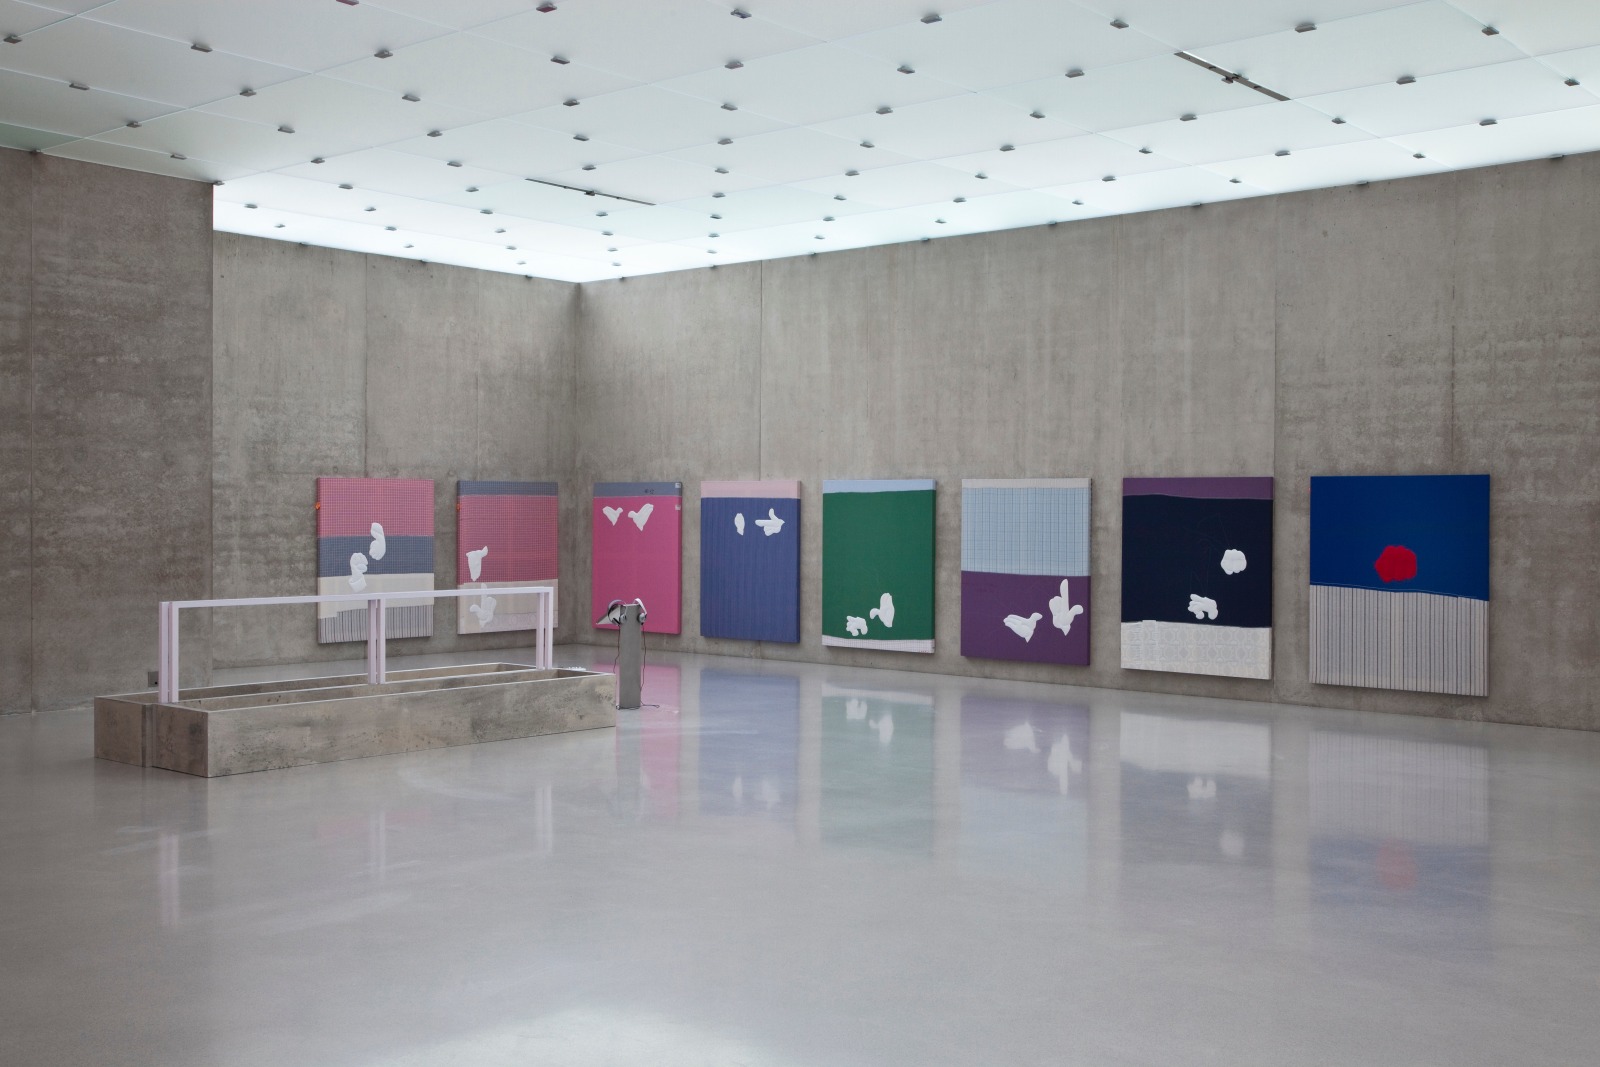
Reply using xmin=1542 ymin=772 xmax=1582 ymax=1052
xmin=95 ymin=663 xmax=615 ymax=777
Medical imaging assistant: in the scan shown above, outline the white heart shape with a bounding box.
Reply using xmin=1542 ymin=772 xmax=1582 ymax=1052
xmin=602 ymin=506 xmax=622 ymax=525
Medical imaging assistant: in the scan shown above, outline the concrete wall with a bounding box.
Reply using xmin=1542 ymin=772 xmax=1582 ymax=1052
xmin=212 ymin=234 xmax=578 ymax=669
xmin=570 ymin=153 xmax=1600 ymax=732
xmin=0 ymin=150 xmax=214 ymax=711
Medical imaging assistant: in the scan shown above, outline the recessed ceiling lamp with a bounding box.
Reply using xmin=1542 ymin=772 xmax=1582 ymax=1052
xmin=402 ymin=92 xmax=421 ymax=102
xmin=731 ymin=8 xmax=751 ymax=17
xmin=1102 ymin=174 xmax=1116 ymax=181
xmin=573 ymin=133 xmax=589 ymax=141
xmin=311 ymin=157 xmax=326 ymax=163
xmin=709 ymin=214 xmax=721 ymax=219
xmin=708 ymin=232 xmax=719 ymax=238
xmin=495 ymin=227 xmax=506 ymax=233
xmin=1413 ymin=152 xmax=1426 ymax=159
xmin=921 ymin=13 xmax=942 ymax=24
xmin=1566 ymin=78 xmax=1581 ymax=86
xmin=860 ymin=140 xmax=874 ymax=148
xmin=1180 ymin=113 xmax=1196 ymax=121
xmin=1071 ymin=199 xmax=1083 ymax=205
xmin=537 ymin=2 xmax=557 ymax=11
xmin=427 ymin=129 xmax=442 ymax=137
xmin=563 ymin=98 xmax=579 ymax=106
xmin=1331 ymin=117 xmax=1346 ymax=124
xmin=712 ymin=191 xmax=726 ymax=197
xmin=278 ymin=124 xmax=294 ymax=133
xmin=1481 ymin=25 xmax=1499 ymax=36
xmin=1479 ymin=117 xmax=1497 ymax=125
xmin=467 ymin=185 xmax=480 ymax=191
xmin=1275 ymin=149 xmax=1290 ymax=156
xmin=1295 ymin=22 xmax=1315 ymax=33
xmin=3 ymin=34 xmax=21 ymax=43
xmin=69 ymin=81 xmax=89 ymax=90
xmin=481 ymin=208 xmax=494 ymax=214
xmin=717 ymin=137 xmax=733 ymax=145
xmin=365 ymin=206 xmax=376 ymax=211
xmin=834 ymin=194 xmax=846 ymax=200
xmin=447 ymin=160 xmax=462 ymax=167
xmin=1229 ymin=177 xmax=1241 ymax=183
xmin=582 ymin=163 xmax=595 ymax=170
xmin=1000 ymin=143 xmax=1015 ymax=151
xmin=721 ymin=102 xmax=738 ymax=110
xmin=1066 ymin=68 xmax=1084 ymax=78
xmin=1138 ymin=147 xmax=1152 ymax=154
xmin=374 ymin=48 xmax=393 ymax=59
xmin=385 ymin=225 xmax=397 ymax=231
xmin=1396 ymin=75 xmax=1415 ymax=85
xmin=1110 ymin=18 xmax=1128 ymax=29
xmin=244 ymin=203 xmax=257 ymax=209
xmin=951 ymin=197 xmax=964 ymax=203
xmin=125 ymin=120 xmax=141 ymax=128
xmin=845 ymin=169 xmax=859 ymax=176
xmin=240 ymin=87 xmax=256 ymax=96
xmin=191 ymin=42 xmax=212 ymax=52
xmin=974 ymin=171 xmax=987 ymax=178
xmin=897 ymin=64 xmax=915 ymax=74
xmin=725 ymin=59 xmax=743 ymax=69
xmin=876 ymin=106 xmax=893 ymax=115
xmin=714 ymin=166 xmax=728 ymax=174
xmin=551 ymin=55 xmax=569 ymax=64
xmin=274 ymin=223 xmax=285 ymax=228
xmin=1030 ymin=110 xmax=1045 ymax=119
xmin=169 ymin=152 xmax=186 ymax=159
xmin=335 ymin=0 xmax=358 ymax=6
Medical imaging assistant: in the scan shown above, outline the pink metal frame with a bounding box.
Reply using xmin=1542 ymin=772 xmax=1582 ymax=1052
xmin=156 ymin=586 xmax=555 ymax=704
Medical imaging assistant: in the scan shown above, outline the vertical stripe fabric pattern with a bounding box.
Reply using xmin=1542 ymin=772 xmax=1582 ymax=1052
xmin=592 ymin=481 xmax=682 ymax=635
xmin=700 ymin=480 xmax=801 ymax=643
xmin=1309 ymin=475 xmax=1489 ymax=697
xmin=456 ymin=480 xmax=558 ymax=635
xmin=315 ymin=477 xmax=435 ymax=643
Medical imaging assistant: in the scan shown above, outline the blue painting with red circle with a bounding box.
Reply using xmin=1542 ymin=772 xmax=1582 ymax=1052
xmin=1309 ymin=475 xmax=1489 ymax=696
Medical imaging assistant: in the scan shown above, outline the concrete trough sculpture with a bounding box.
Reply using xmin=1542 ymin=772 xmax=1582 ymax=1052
xmin=95 ymin=663 xmax=615 ymax=777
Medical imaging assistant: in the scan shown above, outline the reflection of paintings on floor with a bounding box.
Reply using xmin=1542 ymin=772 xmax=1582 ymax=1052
xmin=456 ymin=480 xmax=557 ymax=634
xmin=822 ymin=480 xmax=935 ymax=653
xmin=592 ymin=481 xmax=682 ymax=635
xmin=961 ymin=479 xmax=1091 ymax=666
xmin=315 ymin=477 xmax=434 ymax=643
xmin=1120 ymin=711 xmax=1272 ymax=867
xmin=1120 ymin=477 xmax=1273 ymax=680
xmin=602 ymin=657 xmax=682 ymax=820
xmin=1309 ymin=731 xmax=1490 ymax=950
xmin=700 ymin=480 xmax=801 ymax=643
xmin=959 ymin=695 xmax=1091 ymax=887
xmin=820 ymin=684 xmax=935 ymax=853
xmin=1310 ymin=475 xmax=1489 ymax=696
xmin=698 ymin=670 xmax=799 ymax=820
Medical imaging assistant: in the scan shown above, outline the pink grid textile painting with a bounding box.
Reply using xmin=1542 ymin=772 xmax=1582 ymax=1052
xmin=456 ymin=481 xmax=558 ymax=634
xmin=592 ymin=481 xmax=682 ymax=635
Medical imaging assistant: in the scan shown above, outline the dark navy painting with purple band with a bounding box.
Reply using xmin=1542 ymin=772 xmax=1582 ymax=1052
xmin=960 ymin=479 xmax=1091 ymax=666
xmin=1120 ymin=477 xmax=1274 ymax=680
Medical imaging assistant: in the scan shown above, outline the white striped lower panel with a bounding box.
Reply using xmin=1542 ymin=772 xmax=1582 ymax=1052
xmin=1309 ymin=585 xmax=1487 ymax=696
xmin=317 ymin=604 xmax=435 ymax=644
xmin=1119 ymin=622 xmax=1272 ymax=680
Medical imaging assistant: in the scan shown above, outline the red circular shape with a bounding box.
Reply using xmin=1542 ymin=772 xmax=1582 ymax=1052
xmin=1374 ymin=544 xmax=1418 ymax=583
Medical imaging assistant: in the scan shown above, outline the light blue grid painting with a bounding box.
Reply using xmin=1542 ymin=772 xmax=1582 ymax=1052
xmin=961 ymin=479 xmax=1090 ymax=576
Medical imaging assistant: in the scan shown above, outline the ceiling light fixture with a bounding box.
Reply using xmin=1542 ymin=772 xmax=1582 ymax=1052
xmin=339 ymin=183 xmax=353 ymax=189
xmin=1229 ymin=177 xmax=1241 ymax=183
xmin=524 ymin=177 xmax=654 ymax=205
xmin=447 ymin=160 xmax=462 ymax=167
xmin=374 ymin=48 xmax=393 ymax=58
xmin=1138 ymin=147 xmax=1152 ymax=154
xmin=1101 ymin=174 xmax=1115 ymax=181
xmin=278 ymin=124 xmax=294 ymax=133
xmin=717 ymin=137 xmax=733 ymax=144
xmin=607 ymin=246 xmax=617 ymax=252
xmin=876 ymin=106 xmax=893 ymax=114
xmin=385 ymin=225 xmax=397 ymax=231
xmin=725 ymin=59 xmax=743 ymax=69
xmin=3 ymin=34 xmax=21 ymax=44
xmin=731 ymin=8 xmax=751 ymax=17
xmin=1071 ymin=199 xmax=1083 ymax=205
xmin=1565 ymin=78 xmax=1580 ymax=87
xmin=1481 ymin=25 xmax=1499 ymax=36
xmin=336 ymin=0 xmax=358 ymax=6
xmin=602 ymin=230 xmax=613 ymax=235
xmin=467 ymin=185 xmax=480 ymax=191
xmin=834 ymin=194 xmax=845 ymax=200
xmin=921 ymin=13 xmax=942 ymax=24
xmin=495 ymin=227 xmax=506 ymax=233
xmin=712 ymin=191 xmax=726 ymax=197
xmin=69 ymin=81 xmax=89 ymax=90
xmin=1030 ymin=110 xmax=1045 ymax=119
xmin=191 ymin=42 xmax=212 ymax=52
xmin=1110 ymin=18 xmax=1129 ymax=29
xmin=1066 ymin=68 xmax=1084 ymax=78
xmin=366 ymin=206 xmax=376 ymax=211
xmin=1479 ymin=117 xmax=1497 ymax=125
xmin=1174 ymin=51 xmax=1289 ymax=101
xmin=125 ymin=120 xmax=141 ymax=128
xmin=1397 ymin=74 xmax=1416 ymax=85
xmin=721 ymin=102 xmax=738 ymax=110
xmin=402 ymin=92 xmax=420 ymax=101
xmin=708 ymin=232 xmax=719 ymax=237
xmin=582 ymin=163 xmax=596 ymax=170
xmin=244 ymin=203 xmax=257 ymax=209
xmin=482 ymin=208 xmax=494 ymax=214
xmin=845 ymin=169 xmax=859 ymax=176
xmin=1295 ymin=22 xmax=1315 ymax=32
xmin=536 ymin=2 xmax=557 ymax=11
xmin=1413 ymin=152 xmax=1425 ymax=159
xmin=951 ymin=197 xmax=963 ymax=203
xmin=563 ymin=98 xmax=579 ymax=106
xmin=240 ymin=87 xmax=256 ymax=96
xmin=709 ymin=214 xmax=721 ymax=219
xmin=898 ymin=64 xmax=915 ymax=74
xmin=551 ymin=55 xmax=569 ymax=64
xmin=1000 ymin=143 xmax=1015 ymax=151
xmin=860 ymin=140 xmax=874 ymax=148
xmin=1331 ymin=117 xmax=1346 ymax=124
xmin=169 ymin=152 xmax=186 ymax=159
xmin=974 ymin=171 xmax=987 ymax=178
xmin=573 ymin=133 xmax=589 ymax=141
xmin=1180 ymin=112 xmax=1197 ymax=121
xmin=714 ymin=166 xmax=728 ymax=174
xmin=1275 ymin=148 xmax=1290 ymax=156
xmin=274 ymin=223 xmax=285 ymax=228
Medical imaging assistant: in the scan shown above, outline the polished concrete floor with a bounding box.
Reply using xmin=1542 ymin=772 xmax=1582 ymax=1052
xmin=4 ymin=647 xmax=1600 ymax=1066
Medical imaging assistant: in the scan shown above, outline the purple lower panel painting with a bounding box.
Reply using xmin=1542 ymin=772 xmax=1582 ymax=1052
xmin=961 ymin=572 xmax=1091 ymax=666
